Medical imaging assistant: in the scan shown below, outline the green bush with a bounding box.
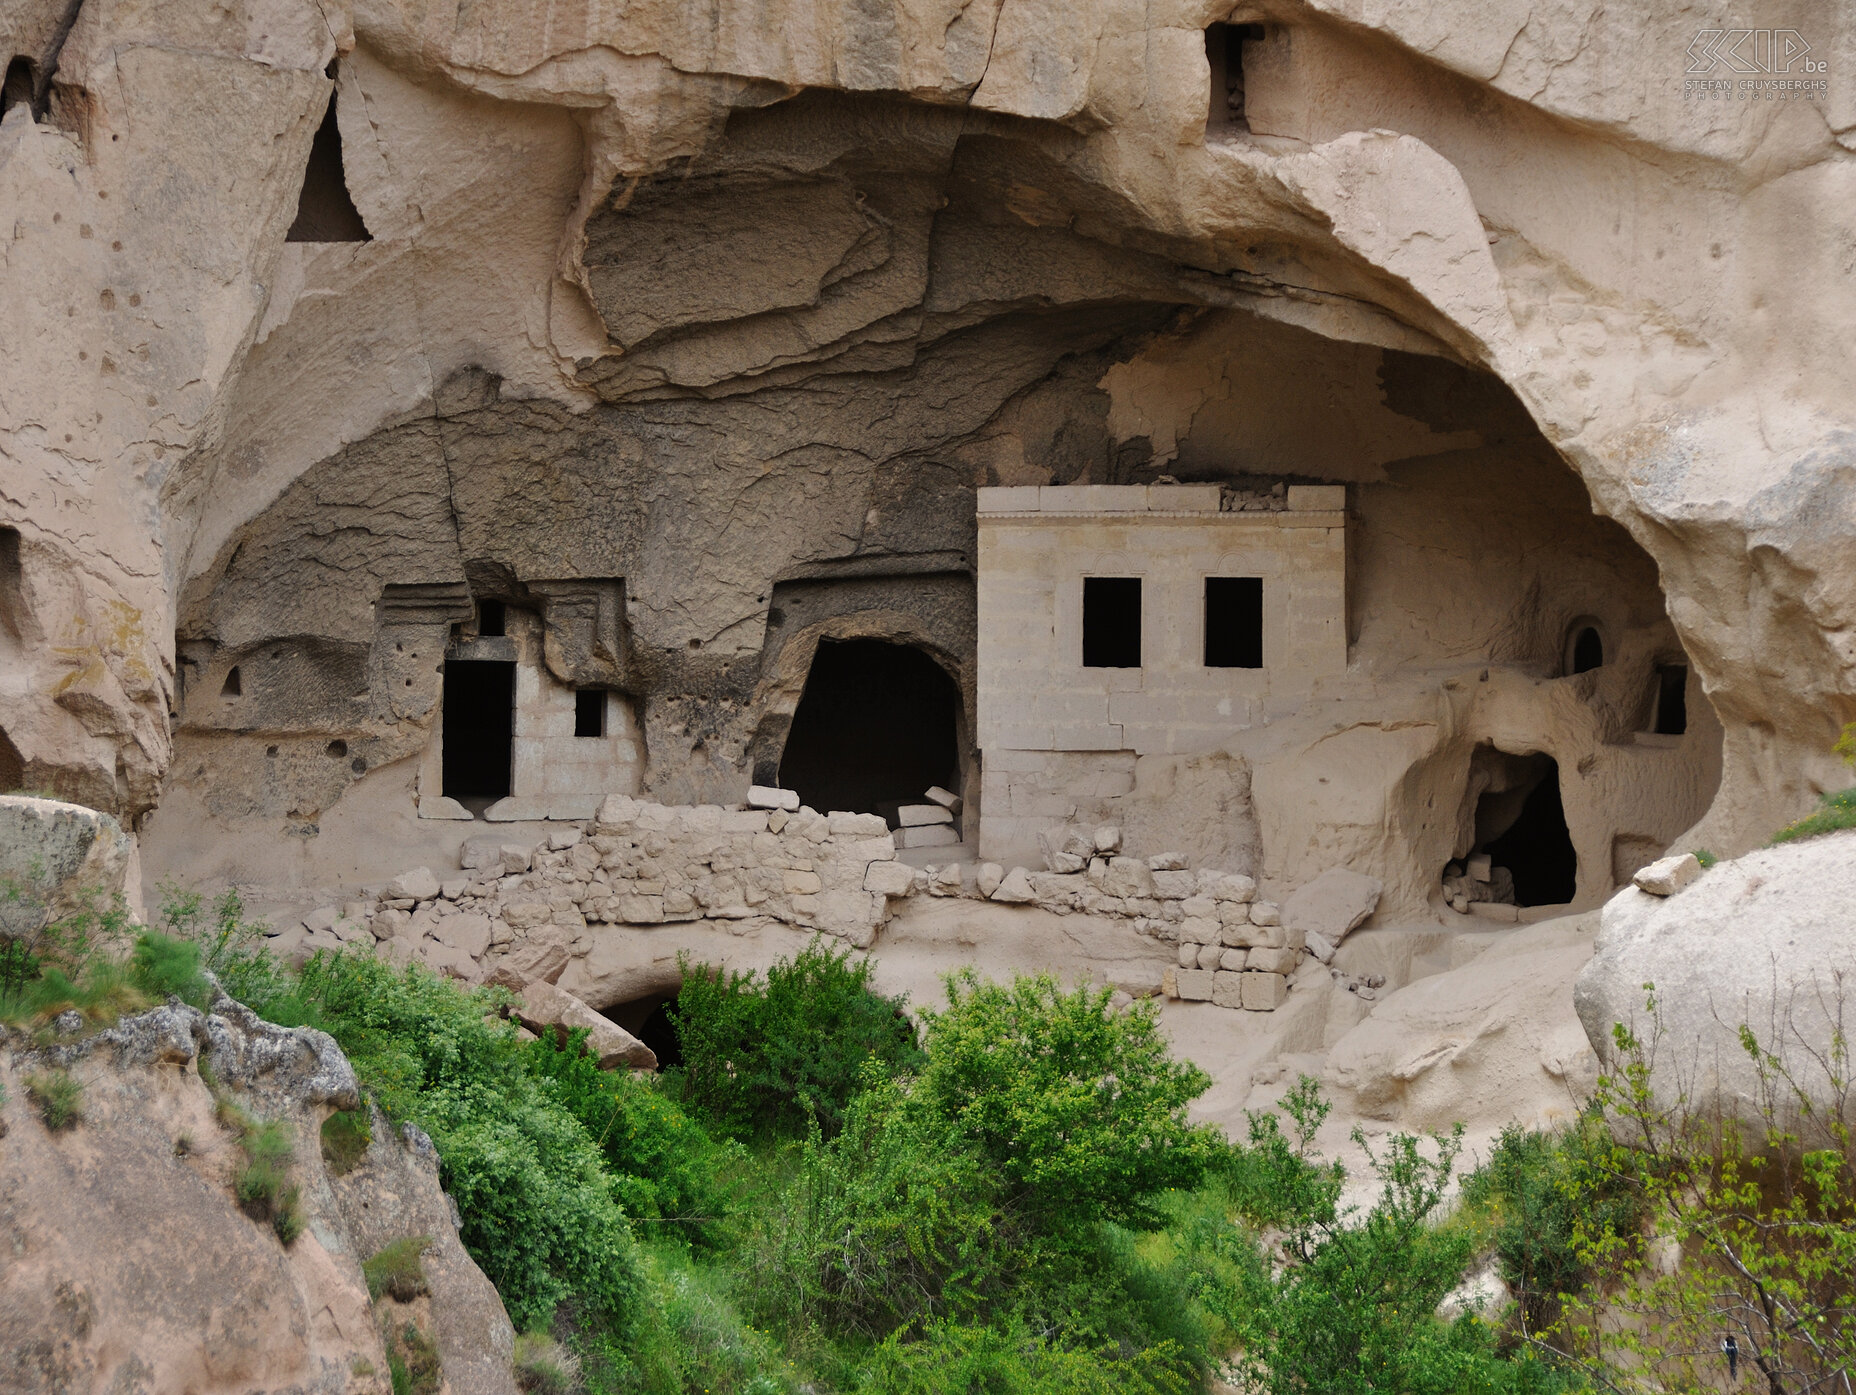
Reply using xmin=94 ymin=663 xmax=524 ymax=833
xmin=514 ymin=1331 xmax=584 ymax=1395
xmin=157 ymin=884 xmax=285 ymax=1006
xmin=914 ymin=972 xmax=1221 ymax=1232
xmin=525 ymin=1028 xmax=738 ymax=1243
xmin=387 ymin=1319 xmax=443 ymax=1395
xmin=860 ymin=1319 xmax=1192 ymax=1395
xmin=262 ymin=952 xmax=640 ymax=1333
xmin=671 ymin=939 xmax=921 ymax=1139
xmin=25 ymin=1069 xmax=83 ymax=1130
xmin=365 ymin=1236 xmax=432 ymax=1302
xmin=130 ymin=931 xmax=210 ymax=1005
xmin=1192 ymin=1078 xmax=1576 ymax=1395
xmin=322 ymin=1107 xmax=373 ymax=1176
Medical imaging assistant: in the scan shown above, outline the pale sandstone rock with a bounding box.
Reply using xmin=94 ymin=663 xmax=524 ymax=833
xmin=1632 ymin=853 xmax=1702 ymax=897
xmin=864 ymin=859 xmax=917 ymax=897
xmin=991 ymin=867 xmax=1037 ymax=904
xmin=976 ymin=863 xmax=1004 ymax=898
xmin=1240 ymin=971 xmax=1289 ymax=1011
xmin=1176 ymin=968 xmax=1215 ymax=1002
xmin=748 ymin=784 xmax=799 ymax=810
xmin=512 ymin=980 xmax=656 ymax=1070
xmin=924 ymin=786 xmax=962 ymax=814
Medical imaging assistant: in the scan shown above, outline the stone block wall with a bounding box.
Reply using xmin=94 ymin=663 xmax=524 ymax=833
xmin=975 ymin=483 xmax=1346 ymax=864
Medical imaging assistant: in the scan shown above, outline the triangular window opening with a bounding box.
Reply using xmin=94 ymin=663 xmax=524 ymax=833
xmin=286 ymin=79 xmax=370 ymax=243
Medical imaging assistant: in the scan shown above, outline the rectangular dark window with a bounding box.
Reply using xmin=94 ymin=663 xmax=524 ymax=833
xmin=1204 ymin=577 xmax=1263 ymax=668
xmin=575 ymin=688 xmax=605 ymax=738
xmin=477 ymin=599 xmax=506 ymax=636
xmin=1083 ymin=577 xmax=1142 ymax=668
xmin=1652 ymin=665 xmax=1687 ymax=735
xmin=441 ymin=660 xmax=514 ymax=798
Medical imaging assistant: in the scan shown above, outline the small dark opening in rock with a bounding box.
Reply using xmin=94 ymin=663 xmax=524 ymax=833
xmin=326 ymin=739 xmax=348 ymax=758
xmin=1204 ymin=576 xmax=1263 ymax=668
xmin=602 ymin=992 xmax=681 ymax=1069
xmin=285 ymin=85 xmax=370 ymax=244
xmin=442 ymin=659 xmax=514 ymax=799
xmin=1083 ymin=576 xmax=1142 ymax=668
xmin=1652 ymin=664 xmax=1688 ymax=735
xmin=1 ymin=58 xmax=36 ymax=120
xmin=1205 ymin=23 xmax=1264 ymax=136
xmin=1570 ymin=626 xmax=1603 ymax=674
xmin=1481 ymin=757 xmax=1578 ymax=906
xmin=0 ymin=726 xmax=24 ymax=792
xmin=477 ymin=599 xmax=505 ymax=636
xmin=221 ymin=666 xmax=242 ymax=697
xmin=575 ymin=688 xmax=605 ymax=738
xmin=779 ymin=638 xmax=959 ymax=816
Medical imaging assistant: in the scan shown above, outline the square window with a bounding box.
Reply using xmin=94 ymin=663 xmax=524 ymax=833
xmin=1204 ymin=577 xmax=1263 ymax=668
xmin=1083 ymin=577 xmax=1142 ymax=668
xmin=574 ymin=688 xmax=605 ymax=738
xmin=478 ymin=599 xmax=506 ymax=637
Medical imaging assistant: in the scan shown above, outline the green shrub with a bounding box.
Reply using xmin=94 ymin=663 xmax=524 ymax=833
xmin=1 ymin=883 xmax=137 ymax=1026
xmin=915 ymin=972 xmax=1221 ymax=1232
xmin=386 ymin=1319 xmax=442 ymax=1395
xmin=514 ymin=1331 xmax=584 ymax=1394
xmin=263 ymin=952 xmax=640 ymax=1332
xmin=322 ymin=1107 xmax=373 ymax=1176
xmin=130 ymin=931 xmax=210 ymax=1005
xmin=1192 ymin=1078 xmax=1576 ymax=1395
xmin=365 ymin=1236 xmax=432 ymax=1302
xmin=672 ymin=939 xmax=922 ymax=1139
xmin=1459 ymin=1120 xmax=1643 ymax=1337
xmin=25 ymin=1069 xmax=82 ymax=1130
xmin=860 ymin=1319 xmax=1193 ymax=1395
xmin=593 ymin=1245 xmax=794 ymax=1395
xmin=157 ymin=883 xmax=285 ymax=1007
xmin=525 ymin=1028 xmax=738 ymax=1243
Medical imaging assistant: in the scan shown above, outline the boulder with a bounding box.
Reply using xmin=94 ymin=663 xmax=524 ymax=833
xmin=977 ymin=863 xmax=1005 ymax=898
xmin=864 ymin=859 xmax=917 ymax=897
xmin=511 ymin=980 xmax=657 ymax=1070
xmin=1632 ymin=852 xmax=1701 ymax=896
xmin=0 ymin=796 xmax=134 ymax=937
xmin=391 ymin=866 xmax=442 ymax=901
xmin=1281 ymin=869 xmax=1381 ymax=947
xmin=1574 ymin=833 xmax=1856 ymax=1131
xmin=990 ymin=867 xmax=1037 ymax=904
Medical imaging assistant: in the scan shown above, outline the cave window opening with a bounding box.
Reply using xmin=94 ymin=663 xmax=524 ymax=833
xmin=0 ymin=726 xmax=23 ymax=792
xmin=441 ymin=659 xmax=514 ymax=800
xmin=778 ymin=638 xmax=959 ymax=817
xmin=2 ymin=58 xmax=35 ymax=121
xmin=601 ymin=992 xmax=681 ymax=1069
xmin=0 ymin=526 xmax=22 ymax=639
xmin=1568 ymin=624 xmax=1604 ymax=674
xmin=1204 ymin=576 xmax=1263 ymax=668
xmin=1205 ymin=23 xmax=1264 ymax=137
xmin=285 ymin=80 xmax=371 ymax=244
xmin=477 ymin=600 xmax=505 ymax=637
xmin=575 ymin=688 xmax=605 ymax=738
xmin=1083 ymin=577 xmax=1142 ymax=668
xmin=1651 ymin=665 xmax=1688 ymax=735
xmin=1478 ymin=756 xmax=1577 ymax=906
xmin=221 ymin=666 xmax=242 ymax=698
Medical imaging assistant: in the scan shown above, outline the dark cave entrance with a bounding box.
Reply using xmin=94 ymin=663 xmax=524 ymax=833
xmin=778 ymin=638 xmax=959 ymax=816
xmin=602 ymin=992 xmax=682 ymax=1069
xmin=441 ymin=660 xmax=514 ymax=800
xmin=286 ymin=79 xmax=371 ymax=243
xmin=1474 ymin=753 xmax=1578 ymax=907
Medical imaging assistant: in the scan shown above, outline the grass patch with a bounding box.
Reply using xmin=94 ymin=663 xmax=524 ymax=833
xmin=25 ymin=1069 xmax=82 ymax=1130
xmin=365 ymin=1236 xmax=432 ymax=1303
xmin=386 ymin=1319 xmax=442 ymax=1395
xmin=514 ymin=1331 xmax=583 ymax=1395
xmin=1771 ymin=786 xmax=1856 ymax=845
xmin=217 ymin=1098 xmax=304 ymax=1245
xmin=322 ymin=1107 xmax=373 ymax=1176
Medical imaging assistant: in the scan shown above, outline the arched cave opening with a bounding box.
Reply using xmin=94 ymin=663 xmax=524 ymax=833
xmin=441 ymin=659 xmax=514 ymax=801
xmin=778 ymin=638 xmax=959 ymax=817
xmin=1454 ymin=750 xmax=1578 ymax=908
xmin=286 ymin=81 xmax=370 ymax=244
xmin=2 ymin=57 xmax=36 ymax=120
xmin=601 ymin=991 xmax=682 ymax=1070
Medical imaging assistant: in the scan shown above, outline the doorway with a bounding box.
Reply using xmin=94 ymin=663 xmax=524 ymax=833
xmin=778 ymin=639 xmax=959 ymax=816
xmin=441 ymin=660 xmax=515 ymax=800
xmin=1475 ymin=754 xmax=1578 ymax=906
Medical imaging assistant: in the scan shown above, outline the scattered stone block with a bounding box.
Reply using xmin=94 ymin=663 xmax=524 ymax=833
xmin=432 ymin=912 xmax=492 ymax=958
xmin=500 ymin=844 xmax=534 ymax=874
xmin=928 ymin=864 xmax=963 ymax=895
xmin=829 ymin=811 xmax=891 ymax=837
xmin=1466 ymin=852 xmax=1492 ymax=883
xmin=548 ymin=828 xmax=583 ymax=850
xmin=460 ymin=837 xmax=503 ymax=871
xmin=390 ymin=867 xmax=441 ymax=902
xmin=1305 ymin=930 xmax=1337 ymax=963
xmin=615 ymin=894 xmax=665 ymax=924
xmin=302 ymin=905 xmax=339 ymax=934
xmin=748 ymin=784 xmax=801 ymax=811
xmin=1177 ymin=916 xmax=1220 ymax=944
xmin=1281 ymin=869 xmax=1381 ymax=949
xmin=503 ymin=929 xmax=572 ymax=985
xmin=1147 ymin=851 xmax=1188 ymax=871
xmin=977 ymin=863 xmax=1005 ymax=898
xmin=864 ymin=860 xmax=917 ymax=897
xmin=1048 ymin=851 xmax=1086 ymax=874
xmin=1240 ymin=971 xmax=1289 ymax=1011
xmin=992 ymin=867 xmax=1037 ymax=903
xmin=895 ymin=824 xmax=960 ymax=849
xmin=418 ymin=795 xmax=474 ymax=821
xmin=924 ymin=786 xmax=962 ymax=814
xmin=513 ymin=981 xmax=656 ymax=1070
xmin=1175 ymin=968 xmax=1215 ymax=1001
xmin=1196 ymin=942 xmax=1225 ymax=970
xmin=1633 ymin=852 xmax=1701 ymax=897
xmin=440 ymin=878 xmax=467 ymax=901
xmin=1177 ymin=943 xmax=1198 ymax=969
xmin=1093 ymin=824 xmax=1123 ymax=853
xmin=888 ymin=802 xmax=954 ymax=828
